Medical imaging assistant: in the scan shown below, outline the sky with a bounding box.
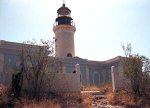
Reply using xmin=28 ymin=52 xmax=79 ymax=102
xmin=0 ymin=0 xmax=150 ymax=61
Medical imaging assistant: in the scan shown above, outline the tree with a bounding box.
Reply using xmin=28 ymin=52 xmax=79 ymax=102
xmin=141 ymin=57 xmax=150 ymax=99
xmin=19 ymin=39 xmax=62 ymax=100
xmin=122 ymin=43 xmax=150 ymax=100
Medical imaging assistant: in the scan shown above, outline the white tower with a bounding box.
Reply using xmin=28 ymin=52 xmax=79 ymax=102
xmin=53 ymin=3 xmax=76 ymax=58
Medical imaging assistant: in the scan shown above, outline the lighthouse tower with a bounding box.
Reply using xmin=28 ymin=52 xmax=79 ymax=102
xmin=53 ymin=3 xmax=76 ymax=58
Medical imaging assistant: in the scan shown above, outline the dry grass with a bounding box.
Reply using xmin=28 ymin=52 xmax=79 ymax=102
xmin=81 ymin=84 xmax=147 ymax=107
xmin=0 ymin=84 xmax=9 ymax=95
xmin=81 ymin=93 xmax=94 ymax=108
xmin=81 ymin=84 xmax=113 ymax=107
xmin=0 ymin=84 xmax=9 ymax=105
xmin=82 ymin=84 xmax=140 ymax=106
xmin=0 ymin=84 xmax=85 ymax=108
xmin=23 ymin=99 xmax=61 ymax=108
xmin=60 ymin=93 xmax=83 ymax=107
xmin=81 ymin=86 xmax=100 ymax=91
xmin=107 ymin=90 xmax=136 ymax=106
xmin=23 ymin=93 xmax=89 ymax=108
xmin=107 ymin=90 xmax=149 ymax=107
xmin=81 ymin=83 xmax=112 ymax=92
xmin=1 ymin=84 xmax=148 ymax=108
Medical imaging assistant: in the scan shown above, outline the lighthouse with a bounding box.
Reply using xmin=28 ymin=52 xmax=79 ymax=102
xmin=53 ymin=3 xmax=76 ymax=58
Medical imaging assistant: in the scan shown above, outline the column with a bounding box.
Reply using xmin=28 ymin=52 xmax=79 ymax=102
xmin=85 ymin=65 xmax=90 ymax=85
xmin=111 ymin=66 xmax=116 ymax=92
xmin=75 ymin=64 xmax=81 ymax=91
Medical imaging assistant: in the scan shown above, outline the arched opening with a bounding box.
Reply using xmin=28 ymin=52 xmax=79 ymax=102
xmin=72 ymin=70 xmax=76 ymax=74
xmin=93 ymin=72 xmax=100 ymax=85
xmin=67 ymin=53 xmax=72 ymax=57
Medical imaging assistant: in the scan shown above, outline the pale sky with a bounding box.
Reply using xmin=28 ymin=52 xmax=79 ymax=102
xmin=0 ymin=0 xmax=150 ymax=61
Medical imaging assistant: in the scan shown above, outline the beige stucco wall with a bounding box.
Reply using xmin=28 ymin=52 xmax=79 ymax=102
xmin=53 ymin=25 xmax=76 ymax=58
xmin=112 ymin=64 xmax=125 ymax=90
xmin=22 ymin=64 xmax=81 ymax=93
xmin=49 ymin=73 xmax=80 ymax=92
xmin=49 ymin=64 xmax=80 ymax=92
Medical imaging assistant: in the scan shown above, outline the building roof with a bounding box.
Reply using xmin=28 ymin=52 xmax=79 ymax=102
xmin=57 ymin=4 xmax=71 ymax=15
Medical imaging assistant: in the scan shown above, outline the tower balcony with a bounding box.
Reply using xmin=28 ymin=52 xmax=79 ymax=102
xmin=53 ymin=21 xmax=75 ymax=27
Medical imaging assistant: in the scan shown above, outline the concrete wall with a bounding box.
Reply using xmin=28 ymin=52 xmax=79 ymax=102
xmin=22 ymin=64 xmax=81 ymax=93
xmin=111 ymin=62 xmax=125 ymax=91
xmin=0 ymin=53 xmax=5 ymax=84
xmin=49 ymin=64 xmax=80 ymax=92
xmin=114 ymin=65 xmax=124 ymax=89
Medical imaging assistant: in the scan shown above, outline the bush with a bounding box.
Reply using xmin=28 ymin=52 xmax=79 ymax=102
xmin=23 ymin=99 xmax=61 ymax=108
xmin=0 ymin=84 xmax=9 ymax=105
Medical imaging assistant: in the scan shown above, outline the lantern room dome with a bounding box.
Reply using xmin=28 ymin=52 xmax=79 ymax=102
xmin=57 ymin=4 xmax=71 ymax=16
xmin=54 ymin=3 xmax=75 ymax=26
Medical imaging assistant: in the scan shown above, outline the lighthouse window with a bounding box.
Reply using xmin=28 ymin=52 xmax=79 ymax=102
xmin=67 ymin=53 xmax=72 ymax=57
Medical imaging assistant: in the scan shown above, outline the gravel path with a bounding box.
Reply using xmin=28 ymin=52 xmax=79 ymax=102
xmin=93 ymin=103 xmax=124 ymax=108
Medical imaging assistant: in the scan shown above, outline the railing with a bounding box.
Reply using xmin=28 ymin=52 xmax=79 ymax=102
xmin=53 ymin=21 xmax=75 ymax=27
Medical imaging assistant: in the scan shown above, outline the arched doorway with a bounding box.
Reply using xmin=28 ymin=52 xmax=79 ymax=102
xmin=67 ymin=53 xmax=72 ymax=57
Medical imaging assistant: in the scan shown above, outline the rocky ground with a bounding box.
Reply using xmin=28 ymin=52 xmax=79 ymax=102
xmin=92 ymin=98 xmax=124 ymax=108
xmin=85 ymin=91 xmax=125 ymax=108
xmin=83 ymin=90 xmax=149 ymax=108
